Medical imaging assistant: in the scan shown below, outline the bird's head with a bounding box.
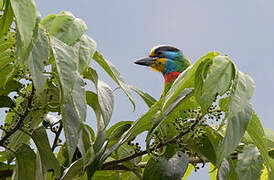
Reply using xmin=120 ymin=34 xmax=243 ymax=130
xmin=135 ymin=45 xmax=191 ymax=95
xmin=135 ymin=45 xmax=191 ymax=75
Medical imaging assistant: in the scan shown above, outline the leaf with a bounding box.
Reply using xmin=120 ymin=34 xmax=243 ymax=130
xmin=13 ymin=144 xmax=36 ymax=180
xmin=0 ymin=64 xmax=14 ymax=87
xmin=0 ymin=95 xmax=15 ymax=108
xmin=48 ymin=11 xmax=87 ymax=45
xmin=143 ymin=152 xmax=188 ymax=180
xmin=43 ymin=114 xmax=59 ymax=128
xmin=92 ymin=171 xmax=120 ymax=180
xmin=247 ymin=112 xmax=274 ymax=179
xmin=106 ymin=121 xmax=133 ymax=141
xmin=181 ymin=164 xmax=195 ymax=180
xmin=28 ymin=27 xmax=49 ymax=94
xmin=32 ymin=127 xmax=61 ymax=178
xmin=93 ymin=51 xmax=135 ymax=110
xmin=74 ymin=34 xmax=96 ymax=74
xmin=51 ymin=36 xmax=78 ymax=96
xmin=0 ymin=80 xmax=22 ymax=95
xmin=62 ymin=97 xmax=82 ymax=162
xmin=217 ymin=103 xmax=253 ymax=167
xmin=236 ymin=144 xmax=263 ymax=180
xmin=0 ymin=31 xmax=16 ymax=66
xmin=195 ymin=56 xmax=234 ymax=113
xmin=128 ymin=85 xmax=156 ymax=108
xmin=216 ymin=69 xmax=255 ymax=167
xmin=72 ymin=76 xmax=87 ymax=122
xmin=10 ymin=0 xmax=37 ymax=59
xmin=113 ymin=143 xmax=141 ymax=166
xmin=61 ymin=159 xmax=84 ymax=180
xmin=217 ymin=159 xmax=230 ymax=180
xmin=78 ymin=125 xmax=94 ymax=165
xmin=0 ymin=0 xmax=14 ymax=38
xmin=97 ymin=80 xmax=114 ymax=128
xmin=86 ymin=91 xmax=101 ymax=123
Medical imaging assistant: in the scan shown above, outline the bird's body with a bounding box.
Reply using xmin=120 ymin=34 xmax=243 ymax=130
xmin=135 ymin=45 xmax=191 ymax=95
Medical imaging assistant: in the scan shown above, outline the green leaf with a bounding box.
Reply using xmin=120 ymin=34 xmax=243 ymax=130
xmin=217 ymin=103 xmax=253 ymax=167
xmin=143 ymin=152 xmax=189 ymax=180
xmin=13 ymin=144 xmax=36 ymax=180
xmin=32 ymin=127 xmax=61 ymax=178
xmin=92 ymin=171 xmax=120 ymax=180
xmin=195 ymin=56 xmax=234 ymax=113
xmin=217 ymin=69 xmax=255 ymax=167
xmin=0 ymin=95 xmax=14 ymax=108
xmin=181 ymin=164 xmax=195 ymax=180
xmin=217 ymin=159 xmax=230 ymax=180
xmin=72 ymin=76 xmax=87 ymax=122
xmin=51 ymin=36 xmax=78 ymax=97
xmin=10 ymin=0 xmax=37 ymax=59
xmin=236 ymin=144 xmax=263 ymax=180
xmin=86 ymin=91 xmax=101 ymax=123
xmin=78 ymin=125 xmax=94 ymax=165
xmin=62 ymin=97 xmax=82 ymax=162
xmin=40 ymin=14 xmax=56 ymax=31
xmin=61 ymin=159 xmax=84 ymax=180
xmin=0 ymin=64 xmax=14 ymax=87
xmin=128 ymin=85 xmax=156 ymax=108
xmin=74 ymin=34 xmax=96 ymax=74
xmin=97 ymin=80 xmax=114 ymax=128
xmin=106 ymin=121 xmax=133 ymax=141
xmin=0 ymin=80 xmax=22 ymax=95
xmin=93 ymin=51 xmax=135 ymax=110
xmin=28 ymin=27 xmax=49 ymax=94
xmin=247 ymin=113 xmax=274 ymax=179
xmin=113 ymin=143 xmax=141 ymax=166
xmin=48 ymin=11 xmax=87 ymax=45
xmin=0 ymin=0 xmax=14 ymax=38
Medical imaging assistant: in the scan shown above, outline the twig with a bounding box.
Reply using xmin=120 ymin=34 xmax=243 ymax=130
xmin=102 ymin=118 xmax=200 ymax=170
xmin=51 ymin=121 xmax=63 ymax=151
xmin=0 ymin=85 xmax=35 ymax=147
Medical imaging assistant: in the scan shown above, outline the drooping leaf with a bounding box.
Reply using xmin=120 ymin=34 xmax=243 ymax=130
xmin=236 ymin=144 xmax=263 ymax=180
xmin=28 ymin=27 xmax=49 ymax=94
xmin=72 ymin=76 xmax=87 ymax=122
xmin=143 ymin=152 xmax=189 ymax=180
xmin=13 ymin=144 xmax=36 ymax=180
xmin=217 ymin=103 xmax=253 ymax=167
xmin=217 ymin=159 xmax=230 ymax=180
xmin=74 ymin=34 xmax=96 ymax=74
xmin=210 ymin=163 xmax=218 ymax=180
xmin=10 ymin=0 xmax=37 ymax=60
xmin=32 ymin=127 xmax=61 ymax=178
xmin=62 ymin=97 xmax=82 ymax=162
xmin=0 ymin=0 xmax=14 ymax=38
xmin=247 ymin=112 xmax=274 ymax=179
xmin=97 ymin=80 xmax=114 ymax=128
xmin=128 ymin=85 xmax=156 ymax=108
xmin=93 ymin=51 xmax=135 ymax=110
xmin=50 ymin=36 xmax=78 ymax=97
xmin=48 ymin=11 xmax=87 ymax=45
xmin=78 ymin=125 xmax=94 ymax=165
xmin=86 ymin=91 xmax=101 ymax=123
xmin=61 ymin=159 xmax=84 ymax=180
xmin=195 ymin=56 xmax=234 ymax=113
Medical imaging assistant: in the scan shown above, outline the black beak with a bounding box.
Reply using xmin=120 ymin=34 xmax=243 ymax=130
xmin=134 ymin=57 xmax=157 ymax=66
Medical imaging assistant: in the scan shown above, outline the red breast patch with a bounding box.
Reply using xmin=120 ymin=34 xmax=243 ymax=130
xmin=164 ymin=72 xmax=181 ymax=83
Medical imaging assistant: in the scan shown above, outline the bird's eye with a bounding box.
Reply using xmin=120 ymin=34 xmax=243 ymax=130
xmin=157 ymin=51 xmax=162 ymax=55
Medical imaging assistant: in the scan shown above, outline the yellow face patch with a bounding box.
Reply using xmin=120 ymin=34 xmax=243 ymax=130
xmin=150 ymin=58 xmax=166 ymax=73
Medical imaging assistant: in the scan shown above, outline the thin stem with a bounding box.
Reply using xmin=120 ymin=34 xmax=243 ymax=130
xmin=51 ymin=121 xmax=63 ymax=151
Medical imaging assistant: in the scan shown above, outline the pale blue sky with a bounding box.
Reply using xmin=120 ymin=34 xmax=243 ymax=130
xmin=35 ymin=0 xmax=274 ymax=179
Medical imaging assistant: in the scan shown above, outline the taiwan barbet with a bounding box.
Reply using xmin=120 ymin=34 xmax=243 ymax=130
xmin=135 ymin=45 xmax=191 ymax=96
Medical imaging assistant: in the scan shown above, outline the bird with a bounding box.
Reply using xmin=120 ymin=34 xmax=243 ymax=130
xmin=134 ymin=45 xmax=191 ymax=96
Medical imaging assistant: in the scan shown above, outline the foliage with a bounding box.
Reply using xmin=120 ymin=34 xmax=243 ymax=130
xmin=0 ymin=0 xmax=273 ymax=179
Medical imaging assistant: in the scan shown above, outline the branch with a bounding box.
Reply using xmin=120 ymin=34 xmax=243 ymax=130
xmin=51 ymin=121 xmax=63 ymax=151
xmin=0 ymin=85 xmax=35 ymax=147
xmin=102 ymin=118 xmax=200 ymax=170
